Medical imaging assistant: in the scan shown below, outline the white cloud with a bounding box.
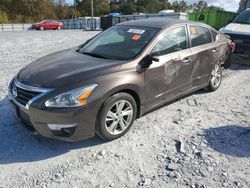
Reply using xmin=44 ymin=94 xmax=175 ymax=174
xmin=204 ymin=0 xmax=240 ymax=12
xmin=171 ymin=0 xmax=240 ymax=12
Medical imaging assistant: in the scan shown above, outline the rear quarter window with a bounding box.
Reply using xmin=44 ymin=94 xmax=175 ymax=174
xmin=211 ymin=30 xmax=218 ymax=42
xmin=190 ymin=26 xmax=213 ymax=47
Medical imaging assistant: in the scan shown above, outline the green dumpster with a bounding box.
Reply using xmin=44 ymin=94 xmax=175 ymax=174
xmin=189 ymin=11 xmax=238 ymax=30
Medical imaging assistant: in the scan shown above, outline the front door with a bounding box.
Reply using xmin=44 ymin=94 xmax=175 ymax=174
xmin=145 ymin=25 xmax=193 ymax=108
xmin=45 ymin=20 xmax=53 ymax=30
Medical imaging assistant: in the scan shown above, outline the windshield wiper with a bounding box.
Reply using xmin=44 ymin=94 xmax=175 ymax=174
xmin=81 ymin=52 xmax=111 ymax=59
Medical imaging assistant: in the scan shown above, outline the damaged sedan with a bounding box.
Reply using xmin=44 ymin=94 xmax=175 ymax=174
xmin=9 ymin=18 xmax=232 ymax=141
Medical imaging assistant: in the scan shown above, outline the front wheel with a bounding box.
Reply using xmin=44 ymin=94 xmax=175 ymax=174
xmin=58 ymin=26 xmax=62 ymax=30
xmin=97 ymin=93 xmax=137 ymax=141
xmin=40 ymin=26 xmax=44 ymax=31
xmin=207 ymin=63 xmax=222 ymax=91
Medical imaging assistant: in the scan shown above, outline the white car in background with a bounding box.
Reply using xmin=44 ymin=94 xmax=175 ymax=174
xmin=220 ymin=8 xmax=250 ymax=63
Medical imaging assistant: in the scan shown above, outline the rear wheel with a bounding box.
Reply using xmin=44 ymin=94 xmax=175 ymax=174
xmin=97 ymin=93 xmax=137 ymax=141
xmin=207 ymin=63 xmax=222 ymax=91
xmin=58 ymin=26 xmax=62 ymax=30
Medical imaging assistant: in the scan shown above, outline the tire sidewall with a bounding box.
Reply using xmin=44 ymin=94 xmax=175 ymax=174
xmin=97 ymin=93 xmax=137 ymax=141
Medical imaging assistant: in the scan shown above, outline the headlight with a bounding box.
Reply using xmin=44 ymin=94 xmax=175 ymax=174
xmin=45 ymin=84 xmax=97 ymax=108
xmin=219 ymin=27 xmax=225 ymax=32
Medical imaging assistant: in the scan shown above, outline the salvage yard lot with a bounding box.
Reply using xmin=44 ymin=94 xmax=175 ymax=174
xmin=0 ymin=30 xmax=249 ymax=188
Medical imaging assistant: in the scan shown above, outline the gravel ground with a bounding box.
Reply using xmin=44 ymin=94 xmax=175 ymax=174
xmin=0 ymin=30 xmax=249 ymax=188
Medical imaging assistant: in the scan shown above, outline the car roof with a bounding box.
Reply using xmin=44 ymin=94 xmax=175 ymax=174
xmin=118 ymin=18 xmax=210 ymax=29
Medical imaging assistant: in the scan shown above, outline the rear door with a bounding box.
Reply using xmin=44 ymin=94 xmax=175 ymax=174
xmin=188 ymin=25 xmax=220 ymax=87
xmin=145 ymin=25 xmax=193 ymax=108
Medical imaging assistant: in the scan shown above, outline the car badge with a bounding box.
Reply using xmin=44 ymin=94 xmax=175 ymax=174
xmin=12 ymin=87 xmax=18 ymax=98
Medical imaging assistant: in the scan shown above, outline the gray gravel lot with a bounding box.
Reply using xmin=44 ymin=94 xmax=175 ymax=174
xmin=0 ymin=30 xmax=249 ymax=188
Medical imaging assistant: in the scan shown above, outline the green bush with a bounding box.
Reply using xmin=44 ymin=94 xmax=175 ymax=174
xmin=0 ymin=10 xmax=8 ymax=23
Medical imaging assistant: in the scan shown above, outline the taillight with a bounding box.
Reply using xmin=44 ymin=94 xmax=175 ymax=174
xmin=229 ymin=42 xmax=236 ymax=52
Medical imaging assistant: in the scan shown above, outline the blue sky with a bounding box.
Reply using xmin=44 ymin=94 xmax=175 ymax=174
xmin=66 ymin=0 xmax=74 ymax=5
xmin=66 ymin=0 xmax=240 ymax=12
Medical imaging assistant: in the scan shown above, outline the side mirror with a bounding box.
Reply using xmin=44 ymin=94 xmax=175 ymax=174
xmin=150 ymin=51 xmax=160 ymax=62
xmin=138 ymin=51 xmax=160 ymax=70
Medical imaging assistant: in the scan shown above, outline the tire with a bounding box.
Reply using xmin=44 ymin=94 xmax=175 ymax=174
xmin=97 ymin=93 xmax=137 ymax=141
xmin=58 ymin=26 xmax=61 ymax=30
xmin=223 ymin=51 xmax=232 ymax=69
xmin=207 ymin=63 xmax=222 ymax=92
xmin=40 ymin=26 xmax=44 ymax=31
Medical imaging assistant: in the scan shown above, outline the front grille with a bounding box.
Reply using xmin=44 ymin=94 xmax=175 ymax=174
xmin=226 ymin=33 xmax=250 ymax=55
xmin=226 ymin=33 xmax=250 ymax=42
xmin=11 ymin=81 xmax=42 ymax=106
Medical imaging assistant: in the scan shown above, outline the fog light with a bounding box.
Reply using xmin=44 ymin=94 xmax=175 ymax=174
xmin=48 ymin=123 xmax=77 ymax=131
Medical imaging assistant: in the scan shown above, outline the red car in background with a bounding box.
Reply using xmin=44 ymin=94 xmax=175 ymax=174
xmin=34 ymin=19 xmax=63 ymax=30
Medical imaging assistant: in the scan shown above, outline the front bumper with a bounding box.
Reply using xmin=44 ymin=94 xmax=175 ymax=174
xmin=232 ymin=53 xmax=250 ymax=65
xmin=8 ymin=81 xmax=97 ymax=142
xmin=224 ymin=33 xmax=250 ymax=63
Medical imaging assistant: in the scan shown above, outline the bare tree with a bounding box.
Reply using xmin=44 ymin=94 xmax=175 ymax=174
xmin=238 ymin=0 xmax=250 ymax=13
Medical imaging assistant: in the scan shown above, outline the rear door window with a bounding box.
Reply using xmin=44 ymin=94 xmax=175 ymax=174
xmin=190 ymin=26 xmax=212 ymax=47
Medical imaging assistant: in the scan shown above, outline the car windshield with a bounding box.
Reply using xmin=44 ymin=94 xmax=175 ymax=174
xmin=233 ymin=10 xmax=250 ymax=24
xmin=78 ymin=25 xmax=160 ymax=60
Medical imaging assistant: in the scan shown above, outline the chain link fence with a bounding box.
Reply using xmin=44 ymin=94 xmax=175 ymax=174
xmin=0 ymin=17 xmax=101 ymax=31
xmin=0 ymin=24 xmax=33 ymax=31
xmin=60 ymin=17 xmax=100 ymax=30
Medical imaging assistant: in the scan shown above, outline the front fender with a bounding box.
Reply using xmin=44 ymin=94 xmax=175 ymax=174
xmin=88 ymin=68 xmax=146 ymax=118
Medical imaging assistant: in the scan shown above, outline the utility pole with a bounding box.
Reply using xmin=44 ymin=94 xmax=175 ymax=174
xmin=91 ymin=0 xmax=94 ymax=30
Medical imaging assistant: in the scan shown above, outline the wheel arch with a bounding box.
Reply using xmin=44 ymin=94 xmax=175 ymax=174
xmin=113 ymin=89 xmax=141 ymax=119
xmin=96 ymin=84 xmax=143 ymax=120
xmin=95 ymin=85 xmax=143 ymax=136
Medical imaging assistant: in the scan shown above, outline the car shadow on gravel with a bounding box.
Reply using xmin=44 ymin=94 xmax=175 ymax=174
xmin=204 ymin=125 xmax=250 ymax=158
xmin=0 ymin=96 xmax=106 ymax=164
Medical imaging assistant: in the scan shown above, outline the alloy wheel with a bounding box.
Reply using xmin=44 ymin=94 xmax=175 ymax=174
xmin=211 ymin=64 xmax=221 ymax=88
xmin=105 ymin=100 xmax=134 ymax=135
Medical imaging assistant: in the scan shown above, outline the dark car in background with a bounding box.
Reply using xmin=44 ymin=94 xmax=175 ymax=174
xmin=9 ymin=18 xmax=232 ymax=142
xmin=33 ymin=19 xmax=63 ymax=30
xmin=220 ymin=8 xmax=250 ymax=63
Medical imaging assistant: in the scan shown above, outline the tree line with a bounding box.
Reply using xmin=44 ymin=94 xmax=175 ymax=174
xmin=0 ymin=0 xmax=247 ymax=24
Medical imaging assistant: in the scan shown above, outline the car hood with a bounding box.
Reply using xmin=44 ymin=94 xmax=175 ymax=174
xmin=17 ymin=49 xmax=123 ymax=88
xmin=221 ymin=23 xmax=250 ymax=36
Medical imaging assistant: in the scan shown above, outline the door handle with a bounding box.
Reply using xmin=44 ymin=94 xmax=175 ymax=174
xmin=182 ymin=58 xmax=191 ymax=64
xmin=212 ymin=48 xmax=218 ymax=53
